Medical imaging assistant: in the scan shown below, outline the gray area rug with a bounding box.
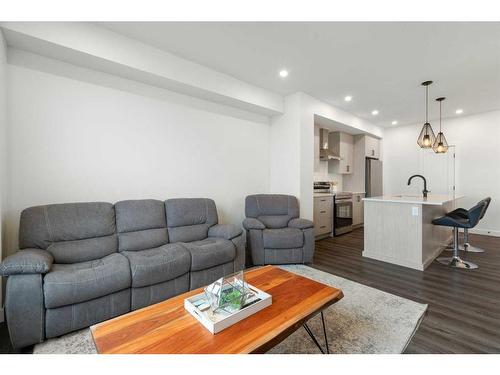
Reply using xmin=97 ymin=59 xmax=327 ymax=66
xmin=34 ymin=265 xmax=427 ymax=354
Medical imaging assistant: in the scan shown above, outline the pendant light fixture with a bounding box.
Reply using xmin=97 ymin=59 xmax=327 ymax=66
xmin=433 ymin=97 xmax=449 ymax=153
xmin=417 ymin=81 xmax=436 ymax=148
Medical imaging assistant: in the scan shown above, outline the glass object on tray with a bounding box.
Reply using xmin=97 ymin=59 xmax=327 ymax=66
xmin=204 ymin=270 xmax=254 ymax=314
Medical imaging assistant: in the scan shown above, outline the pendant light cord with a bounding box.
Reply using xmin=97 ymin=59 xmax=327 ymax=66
xmin=425 ymin=85 xmax=429 ymax=123
xmin=439 ymin=100 xmax=442 ymax=132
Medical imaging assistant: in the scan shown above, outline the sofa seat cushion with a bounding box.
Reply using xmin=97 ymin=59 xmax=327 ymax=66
xmin=263 ymin=228 xmax=304 ymax=249
xmin=182 ymin=238 xmax=235 ymax=272
xmin=122 ymin=244 xmax=191 ymax=288
xmin=43 ymin=253 xmax=131 ymax=309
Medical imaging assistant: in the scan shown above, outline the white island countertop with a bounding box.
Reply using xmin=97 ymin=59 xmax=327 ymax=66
xmin=363 ymin=194 xmax=464 ymax=206
xmin=313 ymin=191 xmax=365 ymax=198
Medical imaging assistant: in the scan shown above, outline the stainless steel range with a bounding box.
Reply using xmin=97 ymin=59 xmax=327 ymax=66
xmin=313 ymin=181 xmax=332 ymax=193
xmin=334 ymin=192 xmax=353 ymax=236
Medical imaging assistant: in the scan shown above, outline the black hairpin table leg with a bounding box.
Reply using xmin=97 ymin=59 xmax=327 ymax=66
xmin=303 ymin=311 xmax=330 ymax=354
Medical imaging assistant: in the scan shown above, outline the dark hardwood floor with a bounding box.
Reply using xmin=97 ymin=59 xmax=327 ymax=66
xmin=1 ymin=228 xmax=499 ymax=354
xmin=312 ymin=228 xmax=500 ymax=353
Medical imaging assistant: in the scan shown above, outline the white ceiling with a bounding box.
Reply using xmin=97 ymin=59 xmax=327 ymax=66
xmin=98 ymin=22 xmax=500 ymax=127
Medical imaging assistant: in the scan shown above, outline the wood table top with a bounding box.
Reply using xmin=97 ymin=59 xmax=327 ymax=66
xmin=91 ymin=265 xmax=343 ymax=354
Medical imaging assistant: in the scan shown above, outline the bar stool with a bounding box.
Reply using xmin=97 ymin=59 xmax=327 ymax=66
xmin=446 ymin=197 xmax=491 ymax=253
xmin=433 ymin=200 xmax=487 ymax=269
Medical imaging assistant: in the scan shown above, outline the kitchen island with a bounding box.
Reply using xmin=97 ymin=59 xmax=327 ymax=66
xmin=363 ymin=194 xmax=463 ymax=271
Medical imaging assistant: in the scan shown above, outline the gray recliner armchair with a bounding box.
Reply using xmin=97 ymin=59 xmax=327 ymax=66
xmin=243 ymin=194 xmax=314 ymax=265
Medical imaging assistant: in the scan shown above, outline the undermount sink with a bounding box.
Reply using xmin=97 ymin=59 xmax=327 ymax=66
xmin=392 ymin=194 xmax=422 ymax=198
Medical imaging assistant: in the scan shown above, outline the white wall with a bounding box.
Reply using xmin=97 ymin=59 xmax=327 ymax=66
xmin=1 ymin=22 xmax=283 ymax=115
xmin=4 ymin=55 xmax=271 ymax=256
xmin=269 ymin=93 xmax=302 ymax=198
xmin=0 ymin=30 xmax=7 ymax=321
xmin=383 ymin=110 xmax=500 ymax=236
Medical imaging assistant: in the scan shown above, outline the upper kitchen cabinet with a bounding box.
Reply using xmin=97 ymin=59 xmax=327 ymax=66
xmin=329 ymin=131 xmax=354 ymax=174
xmin=364 ymin=135 xmax=380 ymax=159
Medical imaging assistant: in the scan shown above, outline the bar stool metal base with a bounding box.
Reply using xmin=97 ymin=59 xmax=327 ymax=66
xmin=444 ymin=244 xmax=485 ymax=253
xmin=436 ymin=256 xmax=478 ymax=269
xmin=444 ymin=228 xmax=485 ymax=253
xmin=438 ymin=227 xmax=478 ymax=270
xmin=463 ymin=244 xmax=485 ymax=253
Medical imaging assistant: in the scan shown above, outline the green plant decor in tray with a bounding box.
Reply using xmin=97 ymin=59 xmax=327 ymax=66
xmin=204 ymin=270 xmax=251 ymax=314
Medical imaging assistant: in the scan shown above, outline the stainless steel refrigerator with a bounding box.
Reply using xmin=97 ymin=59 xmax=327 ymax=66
xmin=365 ymin=158 xmax=383 ymax=197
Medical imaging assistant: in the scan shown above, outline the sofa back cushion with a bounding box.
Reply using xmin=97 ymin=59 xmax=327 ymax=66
xmin=165 ymin=198 xmax=218 ymax=243
xmin=115 ymin=199 xmax=168 ymax=251
xmin=245 ymin=194 xmax=300 ymax=229
xmin=19 ymin=202 xmax=117 ymax=264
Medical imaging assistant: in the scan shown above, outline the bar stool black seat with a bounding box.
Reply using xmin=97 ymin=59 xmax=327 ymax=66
xmin=433 ymin=200 xmax=487 ymax=269
xmin=446 ymin=197 xmax=491 ymax=253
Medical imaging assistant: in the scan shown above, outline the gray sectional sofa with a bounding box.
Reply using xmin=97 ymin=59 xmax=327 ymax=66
xmin=0 ymin=198 xmax=244 ymax=349
xmin=243 ymin=194 xmax=314 ymax=265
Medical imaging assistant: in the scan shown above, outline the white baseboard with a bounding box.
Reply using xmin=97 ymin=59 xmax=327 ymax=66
xmin=468 ymin=228 xmax=500 ymax=237
xmin=0 ymin=307 xmax=4 ymax=323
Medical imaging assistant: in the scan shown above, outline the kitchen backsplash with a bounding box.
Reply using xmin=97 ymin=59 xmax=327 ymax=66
xmin=314 ymin=160 xmax=343 ymax=191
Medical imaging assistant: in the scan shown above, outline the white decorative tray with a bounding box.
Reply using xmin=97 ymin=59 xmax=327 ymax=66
xmin=184 ymin=284 xmax=272 ymax=334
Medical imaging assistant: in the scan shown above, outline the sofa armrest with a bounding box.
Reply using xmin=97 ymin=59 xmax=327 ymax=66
xmin=208 ymin=224 xmax=243 ymax=240
xmin=230 ymin=234 xmax=246 ymax=272
xmin=243 ymin=218 xmax=265 ymax=230
xmin=288 ymin=218 xmax=314 ymax=230
xmin=5 ymin=274 xmax=45 ymax=348
xmin=0 ymin=249 xmax=53 ymax=276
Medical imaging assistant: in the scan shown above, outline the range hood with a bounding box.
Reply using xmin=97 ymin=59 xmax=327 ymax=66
xmin=319 ymin=128 xmax=341 ymax=161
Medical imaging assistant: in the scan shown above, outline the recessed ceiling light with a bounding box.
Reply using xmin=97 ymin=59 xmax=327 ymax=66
xmin=372 ymin=110 xmax=379 ymax=115
xmin=344 ymin=96 xmax=352 ymax=102
xmin=391 ymin=120 xmax=398 ymax=125
xmin=455 ymin=109 xmax=463 ymax=114
xmin=279 ymin=69 xmax=289 ymax=78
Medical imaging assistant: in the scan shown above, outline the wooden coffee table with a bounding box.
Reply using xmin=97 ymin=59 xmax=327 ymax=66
xmin=91 ymin=265 xmax=343 ymax=354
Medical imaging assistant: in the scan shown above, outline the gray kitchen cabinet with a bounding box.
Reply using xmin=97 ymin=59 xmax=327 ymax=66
xmin=352 ymin=192 xmax=365 ymax=226
xmin=364 ymin=135 xmax=380 ymax=159
xmin=313 ymin=195 xmax=333 ymax=237
xmin=329 ymin=131 xmax=354 ymax=174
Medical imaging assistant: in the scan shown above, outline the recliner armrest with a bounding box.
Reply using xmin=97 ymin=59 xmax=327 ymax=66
xmin=242 ymin=218 xmax=266 ymax=230
xmin=208 ymin=224 xmax=243 ymax=240
xmin=0 ymin=249 xmax=53 ymax=276
xmin=288 ymin=218 xmax=314 ymax=230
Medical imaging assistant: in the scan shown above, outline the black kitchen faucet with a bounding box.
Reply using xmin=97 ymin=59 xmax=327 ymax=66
xmin=407 ymin=175 xmax=429 ymax=198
